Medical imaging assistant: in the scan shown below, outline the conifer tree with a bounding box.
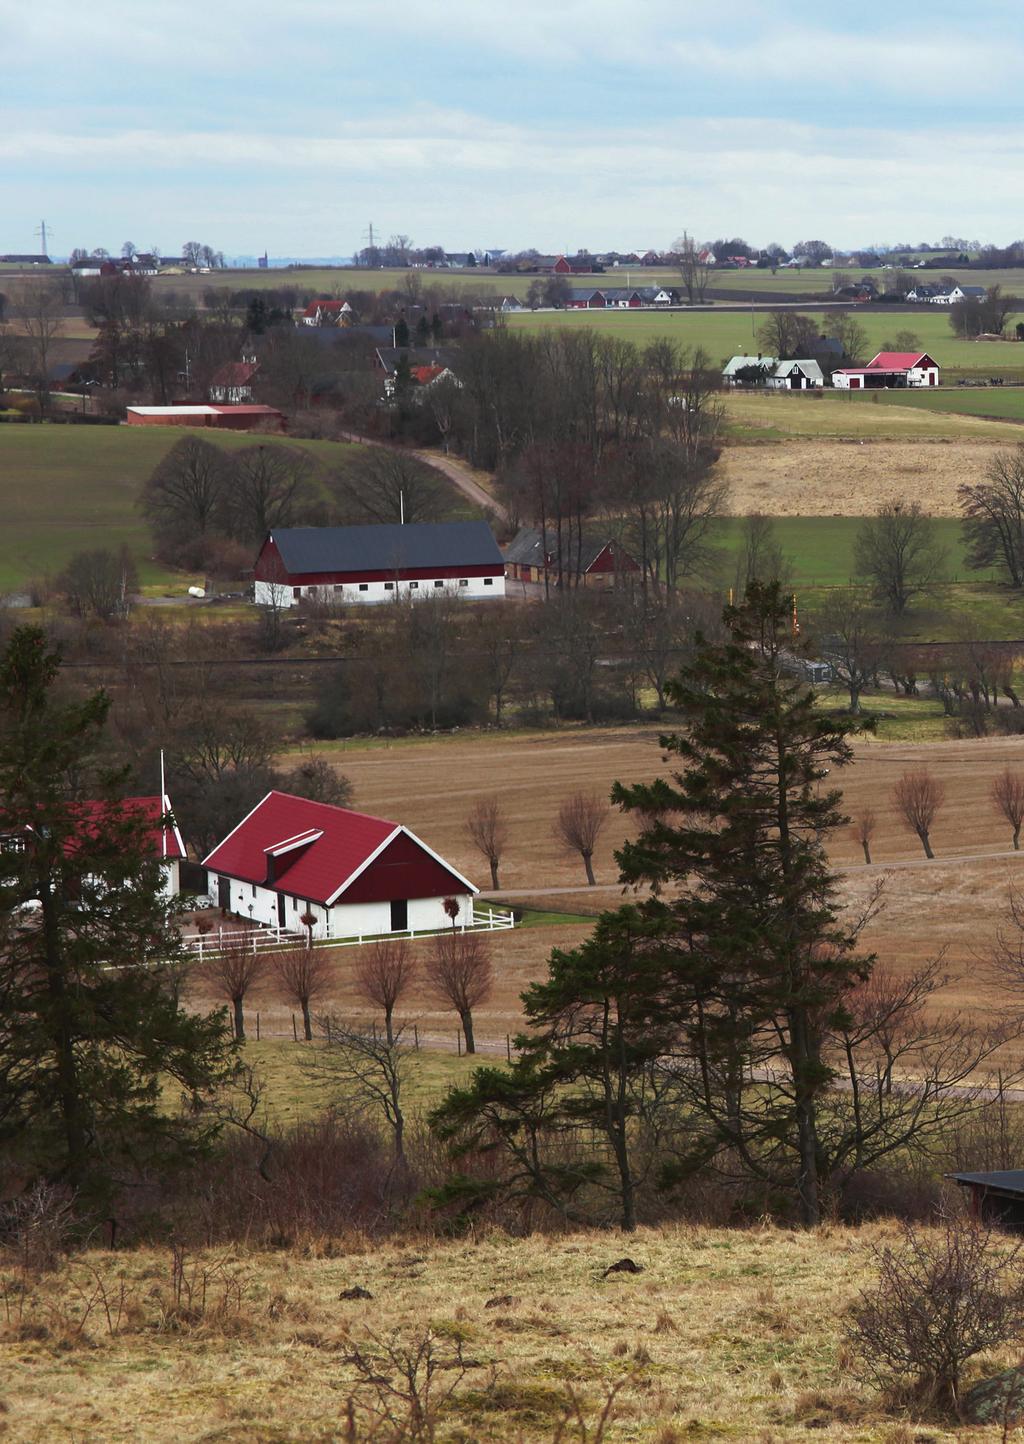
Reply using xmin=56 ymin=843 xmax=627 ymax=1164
xmin=0 ymin=627 xmax=237 ymax=1204
xmin=614 ymin=582 xmax=872 ymax=1225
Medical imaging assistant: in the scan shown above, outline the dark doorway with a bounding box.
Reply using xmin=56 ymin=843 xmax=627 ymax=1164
xmin=218 ymin=876 xmax=231 ymax=911
xmin=390 ymin=898 xmax=408 ymax=932
xmin=277 ymin=893 xmax=287 ymax=928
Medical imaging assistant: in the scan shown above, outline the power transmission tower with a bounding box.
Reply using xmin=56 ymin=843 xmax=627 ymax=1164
xmin=35 ymin=220 xmax=50 ymax=256
xmin=361 ymin=222 xmax=376 ymax=266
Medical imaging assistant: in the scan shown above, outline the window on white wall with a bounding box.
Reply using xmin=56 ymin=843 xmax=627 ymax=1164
xmin=458 ymin=579 xmax=469 ymax=587
xmin=384 ymin=582 xmax=394 ymax=591
xmin=359 ymin=583 xmax=369 ymax=592
xmin=433 ymin=580 xmax=444 ymax=588
xmin=409 ymin=581 xmax=418 ymax=590
xmin=483 ymin=578 xmax=493 ymax=586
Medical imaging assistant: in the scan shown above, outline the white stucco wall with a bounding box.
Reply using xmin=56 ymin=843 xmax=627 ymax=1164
xmin=255 ymin=576 xmax=505 ymax=608
xmin=206 ymin=875 xmax=473 ymax=939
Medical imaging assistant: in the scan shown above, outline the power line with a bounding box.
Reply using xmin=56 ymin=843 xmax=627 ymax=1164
xmin=35 ymin=220 xmax=50 ymax=256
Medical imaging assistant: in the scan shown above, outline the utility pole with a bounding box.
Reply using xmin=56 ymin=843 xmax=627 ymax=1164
xmin=361 ymin=222 xmax=376 ymax=266
xmin=35 ymin=220 xmax=50 ymax=257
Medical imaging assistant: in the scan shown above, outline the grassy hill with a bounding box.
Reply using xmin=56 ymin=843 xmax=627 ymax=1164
xmin=0 ymin=426 xmax=369 ymax=590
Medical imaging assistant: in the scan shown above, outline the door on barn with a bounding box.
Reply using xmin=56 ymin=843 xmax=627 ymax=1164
xmin=277 ymin=893 xmax=287 ymax=928
xmin=390 ymin=899 xmax=408 ymax=932
xmin=218 ymin=876 xmax=230 ymax=911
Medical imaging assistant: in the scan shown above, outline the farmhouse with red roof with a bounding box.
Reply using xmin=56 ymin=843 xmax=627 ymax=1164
xmin=832 ymin=351 xmax=940 ymax=390
xmin=209 ymin=360 xmax=259 ymax=403
xmin=2 ymin=794 xmax=185 ymax=900
xmin=301 ymin=299 xmax=353 ymax=326
xmin=202 ymin=791 xmax=477 ymax=938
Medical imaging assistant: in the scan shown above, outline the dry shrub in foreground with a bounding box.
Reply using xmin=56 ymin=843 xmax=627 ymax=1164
xmin=848 ymin=1217 xmax=1024 ymax=1414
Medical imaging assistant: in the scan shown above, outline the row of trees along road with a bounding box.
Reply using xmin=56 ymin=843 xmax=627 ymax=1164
xmin=431 ymin=585 xmax=1024 ymax=1231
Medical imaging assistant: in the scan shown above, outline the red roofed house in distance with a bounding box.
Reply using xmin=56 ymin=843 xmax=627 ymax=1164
xmin=202 ymin=791 xmax=478 ymax=939
xmin=831 ymin=351 xmax=940 ymax=389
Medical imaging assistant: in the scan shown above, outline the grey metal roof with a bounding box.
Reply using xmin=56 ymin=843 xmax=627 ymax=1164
xmin=269 ymin=521 xmax=503 ymax=576
xmin=950 ymin=1170 xmax=1024 ymax=1193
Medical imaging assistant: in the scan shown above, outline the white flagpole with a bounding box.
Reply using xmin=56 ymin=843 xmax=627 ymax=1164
xmin=160 ymin=748 xmax=167 ymax=859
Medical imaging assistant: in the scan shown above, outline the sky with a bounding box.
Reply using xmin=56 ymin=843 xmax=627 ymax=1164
xmin=4 ymin=0 xmax=1024 ymax=260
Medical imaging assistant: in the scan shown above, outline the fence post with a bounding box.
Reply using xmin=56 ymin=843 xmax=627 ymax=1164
xmin=506 ymin=1034 xmax=511 ymax=1062
xmin=457 ymin=1028 xmax=462 ymax=1057
xmin=414 ymin=1023 xmax=419 ymax=1051
xmin=327 ymin=1018 xmax=332 ymax=1044
xmin=292 ymin=1012 xmax=298 ymax=1043
xmin=256 ymin=1011 xmax=260 ymax=1041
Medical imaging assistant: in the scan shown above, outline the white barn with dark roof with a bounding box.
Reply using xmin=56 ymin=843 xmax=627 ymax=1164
xmin=253 ymin=521 xmax=506 ymax=607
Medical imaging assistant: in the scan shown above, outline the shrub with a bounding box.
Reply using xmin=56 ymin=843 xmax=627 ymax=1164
xmin=848 ymin=1217 xmax=1024 ymax=1413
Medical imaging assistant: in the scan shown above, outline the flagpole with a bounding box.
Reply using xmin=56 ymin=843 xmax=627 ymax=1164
xmin=160 ymin=748 xmax=166 ymax=859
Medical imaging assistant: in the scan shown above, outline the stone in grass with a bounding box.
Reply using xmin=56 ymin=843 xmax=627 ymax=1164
xmin=339 ymin=1285 xmax=374 ymax=1301
xmin=963 ymin=1365 xmax=1024 ymax=1426
xmin=602 ymin=1258 xmax=643 ymax=1277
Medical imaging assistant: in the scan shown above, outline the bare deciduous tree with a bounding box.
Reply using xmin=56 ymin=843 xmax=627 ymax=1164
xmin=332 ymin=449 xmax=449 ymax=526
xmin=554 ymin=791 xmax=609 ymax=885
xmin=991 ymin=768 xmax=1024 ymax=852
xmin=465 ymin=797 xmax=508 ymax=889
xmin=960 ymin=445 xmax=1024 ymax=590
xmin=673 ymin=230 xmax=711 ymax=305
xmin=272 ymin=946 xmax=333 ymax=1040
xmin=892 ymin=769 xmax=945 ymax=859
xmin=426 ymin=932 xmax=493 ymax=1054
xmin=356 ymin=938 xmax=418 ymax=1046
xmin=313 ymin=1019 xmax=413 ymax=1161
xmin=852 ymin=809 xmax=877 ymax=865
xmin=196 ymin=941 xmax=265 ymax=1040
xmin=855 ymin=500 xmax=947 ymax=616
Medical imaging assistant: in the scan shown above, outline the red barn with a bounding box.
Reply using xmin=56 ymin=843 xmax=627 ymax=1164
xmin=203 ymin=791 xmax=477 ymax=938
xmin=125 ymin=404 xmax=286 ymax=432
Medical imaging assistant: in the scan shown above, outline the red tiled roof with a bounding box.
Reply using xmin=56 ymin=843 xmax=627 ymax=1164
xmin=201 ymin=791 xmax=475 ymax=906
xmin=210 ymin=361 xmax=258 ymax=387
xmin=302 ymin=299 xmax=350 ymax=317
xmin=73 ymin=795 xmax=186 ymax=860
xmin=411 ymin=364 xmax=446 ymax=384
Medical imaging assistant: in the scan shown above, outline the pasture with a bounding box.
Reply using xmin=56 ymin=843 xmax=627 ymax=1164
xmin=722 ymin=389 xmax=1018 ymax=441
xmin=509 ymin=306 xmax=1024 ymax=374
xmin=0 ymin=425 xmax=370 ymax=590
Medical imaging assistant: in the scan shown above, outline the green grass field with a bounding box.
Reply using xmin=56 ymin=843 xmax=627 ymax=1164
xmin=509 ymin=307 xmax=1024 ymax=374
xmin=0 ymin=425 xmax=371 ymax=590
xmin=722 ymin=389 xmax=1019 ymax=440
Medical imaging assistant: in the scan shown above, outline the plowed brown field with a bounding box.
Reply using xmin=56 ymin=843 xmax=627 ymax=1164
xmin=219 ymin=729 xmax=1024 ymax=1048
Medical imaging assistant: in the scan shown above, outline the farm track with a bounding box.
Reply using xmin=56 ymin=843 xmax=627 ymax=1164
xmin=338 ymin=427 xmax=506 ymax=522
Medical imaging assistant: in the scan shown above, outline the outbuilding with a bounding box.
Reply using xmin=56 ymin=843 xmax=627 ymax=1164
xmin=203 ymin=791 xmax=477 ymax=939
xmin=125 ymin=404 xmax=286 ymax=432
xmin=950 ymin=1171 xmax=1024 ymax=1230
xmin=832 ymin=351 xmax=940 ymax=389
xmin=253 ymin=520 xmax=506 ymax=607
xmin=504 ymin=527 xmax=641 ymax=589
xmin=768 ymin=359 xmax=825 ymax=390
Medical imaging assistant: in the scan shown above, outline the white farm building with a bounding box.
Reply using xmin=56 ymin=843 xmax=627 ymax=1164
xmin=253 ymin=521 xmax=507 ymax=607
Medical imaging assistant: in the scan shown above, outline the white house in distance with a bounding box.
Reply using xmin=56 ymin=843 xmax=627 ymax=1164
xmin=253 ymin=521 xmax=507 ymax=607
xmin=832 ymin=351 xmax=940 ymax=390
xmin=721 ymin=355 xmax=778 ymax=386
xmin=202 ymin=791 xmax=477 ymax=939
xmin=768 ymin=359 xmax=825 ymax=390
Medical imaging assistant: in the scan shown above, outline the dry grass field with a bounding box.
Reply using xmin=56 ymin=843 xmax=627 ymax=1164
xmin=6 ymin=1218 xmax=1016 ymax=1443
xmin=720 ymin=436 xmax=1005 ymax=517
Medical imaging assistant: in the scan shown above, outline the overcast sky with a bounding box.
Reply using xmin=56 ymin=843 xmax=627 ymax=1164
xmin=4 ymin=0 xmax=1023 ymax=259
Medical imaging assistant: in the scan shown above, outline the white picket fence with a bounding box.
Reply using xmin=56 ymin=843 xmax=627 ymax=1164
xmin=182 ymin=903 xmax=515 ymax=960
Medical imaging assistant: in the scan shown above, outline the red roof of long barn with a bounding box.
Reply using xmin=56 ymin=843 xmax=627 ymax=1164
xmin=201 ymin=791 xmax=474 ymax=905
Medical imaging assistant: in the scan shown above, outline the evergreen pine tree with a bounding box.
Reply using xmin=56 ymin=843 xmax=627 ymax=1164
xmin=614 ymin=582 xmax=873 ymax=1225
xmin=0 ymin=628 xmax=237 ymax=1205
xmin=394 ymin=316 xmax=410 ymax=348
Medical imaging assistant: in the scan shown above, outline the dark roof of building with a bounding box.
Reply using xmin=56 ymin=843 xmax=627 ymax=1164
xmin=0 ymin=254 xmax=51 ymax=264
xmin=950 ymin=1170 xmax=1024 ymax=1193
xmin=503 ymin=526 xmax=636 ymax=574
xmin=267 ymin=521 xmax=503 ymax=576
